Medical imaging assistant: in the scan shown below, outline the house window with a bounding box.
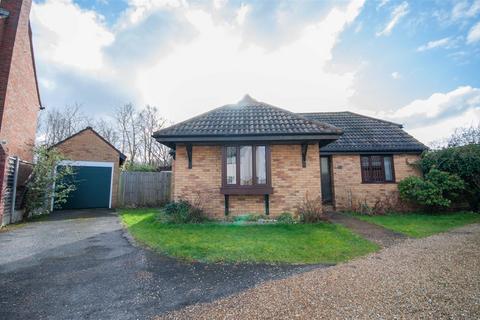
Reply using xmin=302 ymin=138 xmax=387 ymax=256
xmin=226 ymin=147 xmax=237 ymax=184
xmin=240 ymin=146 xmax=253 ymax=185
xmin=255 ymin=146 xmax=266 ymax=184
xmin=222 ymin=145 xmax=272 ymax=194
xmin=361 ymin=155 xmax=395 ymax=183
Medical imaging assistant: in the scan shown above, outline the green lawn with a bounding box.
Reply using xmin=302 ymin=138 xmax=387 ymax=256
xmin=354 ymin=211 xmax=480 ymax=238
xmin=120 ymin=209 xmax=378 ymax=264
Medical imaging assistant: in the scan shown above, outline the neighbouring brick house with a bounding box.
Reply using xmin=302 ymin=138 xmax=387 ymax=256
xmin=0 ymin=0 xmax=41 ymax=225
xmin=154 ymin=95 xmax=426 ymax=217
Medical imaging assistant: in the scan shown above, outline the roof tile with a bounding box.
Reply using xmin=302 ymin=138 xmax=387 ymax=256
xmin=154 ymin=95 xmax=342 ymax=137
xmin=300 ymin=112 xmax=427 ymax=153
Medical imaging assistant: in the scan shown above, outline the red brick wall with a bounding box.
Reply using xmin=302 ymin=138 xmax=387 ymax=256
xmin=0 ymin=18 xmax=5 ymax=46
xmin=0 ymin=0 xmax=40 ymax=225
xmin=172 ymin=143 xmax=321 ymax=218
xmin=54 ymin=129 xmax=122 ymax=208
xmin=172 ymin=145 xmax=224 ymax=216
xmin=0 ymin=0 xmax=40 ymax=162
xmin=331 ymin=154 xmax=422 ymax=211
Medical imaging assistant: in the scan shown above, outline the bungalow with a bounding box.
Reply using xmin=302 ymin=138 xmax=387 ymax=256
xmin=153 ymin=95 xmax=427 ymax=217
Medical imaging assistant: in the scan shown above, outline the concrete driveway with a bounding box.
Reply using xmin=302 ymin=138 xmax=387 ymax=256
xmin=0 ymin=210 xmax=320 ymax=320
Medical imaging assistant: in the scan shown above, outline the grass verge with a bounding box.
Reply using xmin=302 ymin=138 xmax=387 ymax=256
xmin=120 ymin=208 xmax=378 ymax=264
xmin=354 ymin=211 xmax=480 ymax=238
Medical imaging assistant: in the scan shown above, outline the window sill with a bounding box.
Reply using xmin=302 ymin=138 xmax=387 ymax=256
xmin=220 ymin=186 xmax=273 ymax=195
xmin=361 ymin=181 xmax=396 ymax=184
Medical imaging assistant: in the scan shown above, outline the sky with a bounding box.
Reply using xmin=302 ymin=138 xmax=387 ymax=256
xmin=30 ymin=0 xmax=480 ymax=145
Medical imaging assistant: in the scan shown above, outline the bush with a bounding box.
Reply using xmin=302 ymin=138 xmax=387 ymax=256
xmin=24 ymin=146 xmax=76 ymax=218
xmin=234 ymin=214 xmax=268 ymax=222
xmin=297 ymin=195 xmax=326 ymax=223
xmin=163 ymin=201 xmax=189 ymax=215
xmin=398 ymin=168 xmax=464 ymax=210
xmin=229 ymin=214 xmax=274 ymax=224
xmin=419 ymin=144 xmax=480 ymax=210
xmin=123 ymin=163 xmax=158 ymax=172
xmin=161 ymin=199 xmax=207 ymax=223
xmin=276 ymin=212 xmax=296 ymax=224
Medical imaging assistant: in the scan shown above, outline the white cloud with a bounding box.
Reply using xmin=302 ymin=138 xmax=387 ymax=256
xmin=467 ymin=21 xmax=480 ymax=44
xmin=391 ymin=71 xmax=401 ymax=79
xmin=31 ymin=0 xmax=114 ymax=72
xmin=236 ymin=3 xmax=250 ymax=26
xmin=377 ymin=0 xmax=389 ymax=10
xmin=134 ymin=0 xmax=366 ymax=121
xmin=380 ymin=86 xmax=480 ymax=143
xmin=451 ymin=0 xmax=480 ymax=20
xmin=354 ymin=21 xmax=363 ymax=33
xmin=416 ymin=37 xmax=452 ymax=52
xmin=376 ymin=1 xmax=408 ymax=37
xmin=121 ymin=0 xmax=187 ymax=26
xmin=31 ymin=0 xmax=366 ymax=120
xmin=39 ymin=77 xmax=56 ymax=90
xmin=213 ymin=0 xmax=227 ymax=10
xmin=407 ymin=108 xmax=480 ymax=145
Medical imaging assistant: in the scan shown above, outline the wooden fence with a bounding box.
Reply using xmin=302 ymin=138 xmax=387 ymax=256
xmin=118 ymin=171 xmax=171 ymax=207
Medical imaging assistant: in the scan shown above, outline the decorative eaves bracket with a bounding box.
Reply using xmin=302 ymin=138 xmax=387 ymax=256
xmin=301 ymin=143 xmax=308 ymax=168
xmin=169 ymin=149 xmax=176 ymax=160
xmin=186 ymin=144 xmax=192 ymax=169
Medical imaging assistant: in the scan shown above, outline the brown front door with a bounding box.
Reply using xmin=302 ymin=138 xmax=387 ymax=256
xmin=320 ymin=156 xmax=333 ymax=204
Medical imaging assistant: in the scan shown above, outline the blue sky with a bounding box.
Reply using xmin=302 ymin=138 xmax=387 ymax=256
xmin=30 ymin=0 xmax=480 ymax=144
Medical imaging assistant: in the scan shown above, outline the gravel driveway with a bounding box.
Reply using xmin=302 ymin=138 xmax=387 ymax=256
xmin=160 ymin=223 xmax=480 ymax=319
xmin=0 ymin=210 xmax=322 ymax=320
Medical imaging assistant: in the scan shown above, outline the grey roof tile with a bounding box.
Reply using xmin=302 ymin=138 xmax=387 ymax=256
xmin=154 ymin=95 xmax=342 ymax=137
xmin=299 ymin=111 xmax=427 ymax=153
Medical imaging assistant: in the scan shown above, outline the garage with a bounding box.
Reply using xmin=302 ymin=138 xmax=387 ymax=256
xmin=52 ymin=127 xmax=126 ymax=210
xmin=57 ymin=161 xmax=114 ymax=209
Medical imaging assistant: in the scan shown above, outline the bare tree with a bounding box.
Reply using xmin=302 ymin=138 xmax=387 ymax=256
xmin=138 ymin=105 xmax=169 ymax=166
xmin=114 ymin=103 xmax=140 ymax=164
xmin=430 ymin=124 xmax=480 ymax=149
xmin=92 ymin=117 xmax=119 ymax=147
xmin=37 ymin=102 xmax=172 ymax=168
xmin=38 ymin=103 xmax=91 ymax=146
xmin=153 ymin=143 xmax=172 ymax=168
xmin=447 ymin=125 xmax=480 ymax=147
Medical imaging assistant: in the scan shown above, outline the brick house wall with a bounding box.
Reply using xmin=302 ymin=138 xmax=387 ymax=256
xmin=331 ymin=154 xmax=421 ymax=211
xmin=0 ymin=16 xmax=5 ymax=45
xmin=172 ymin=143 xmax=321 ymax=217
xmin=0 ymin=0 xmax=41 ymax=225
xmin=0 ymin=0 xmax=40 ymax=161
xmin=53 ymin=129 xmax=122 ymax=208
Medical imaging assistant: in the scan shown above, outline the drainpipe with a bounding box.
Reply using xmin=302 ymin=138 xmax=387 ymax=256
xmin=10 ymin=156 xmax=19 ymax=223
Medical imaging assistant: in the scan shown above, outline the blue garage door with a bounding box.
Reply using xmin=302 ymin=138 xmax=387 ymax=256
xmin=57 ymin=165 xmax=112 ymax=209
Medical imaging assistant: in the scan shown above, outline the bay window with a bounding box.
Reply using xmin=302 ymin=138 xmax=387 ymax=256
xmin=222 ymin=145 xmax=272 ymax=194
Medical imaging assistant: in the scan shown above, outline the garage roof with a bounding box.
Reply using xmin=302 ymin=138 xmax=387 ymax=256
xmin=50 ymin=127 xmax=127 ymax=165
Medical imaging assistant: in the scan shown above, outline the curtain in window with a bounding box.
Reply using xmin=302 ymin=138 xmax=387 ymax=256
xmin=240 ymin=146 xmax=253 ymax=185
xmin=255 ymin=146 xmax=266 ymax=184
xmin=361 ymin=155 xmax=394 ymax=182
xmin=226 ymin=147 xmax=236 ymax=184
xmin=384 ymin=156 xmax=393 ymax=181
xmin=370 ymin=156 xmax=383 ymax=181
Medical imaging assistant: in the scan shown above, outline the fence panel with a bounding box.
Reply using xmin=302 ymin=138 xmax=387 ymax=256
xmin=119 ymin=171 xmax=171 ymax=207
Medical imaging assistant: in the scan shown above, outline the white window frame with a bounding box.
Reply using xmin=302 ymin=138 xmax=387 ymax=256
xmin=52 ymin=160 xmax=115 ymax=210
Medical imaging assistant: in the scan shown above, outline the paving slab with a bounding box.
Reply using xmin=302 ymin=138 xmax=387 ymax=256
xmin=326 ymin=211 xmax=409 ymax=247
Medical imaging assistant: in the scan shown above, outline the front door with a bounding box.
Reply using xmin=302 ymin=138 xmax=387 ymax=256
xmin=320 ymin=156 xmax=333 ymax=204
